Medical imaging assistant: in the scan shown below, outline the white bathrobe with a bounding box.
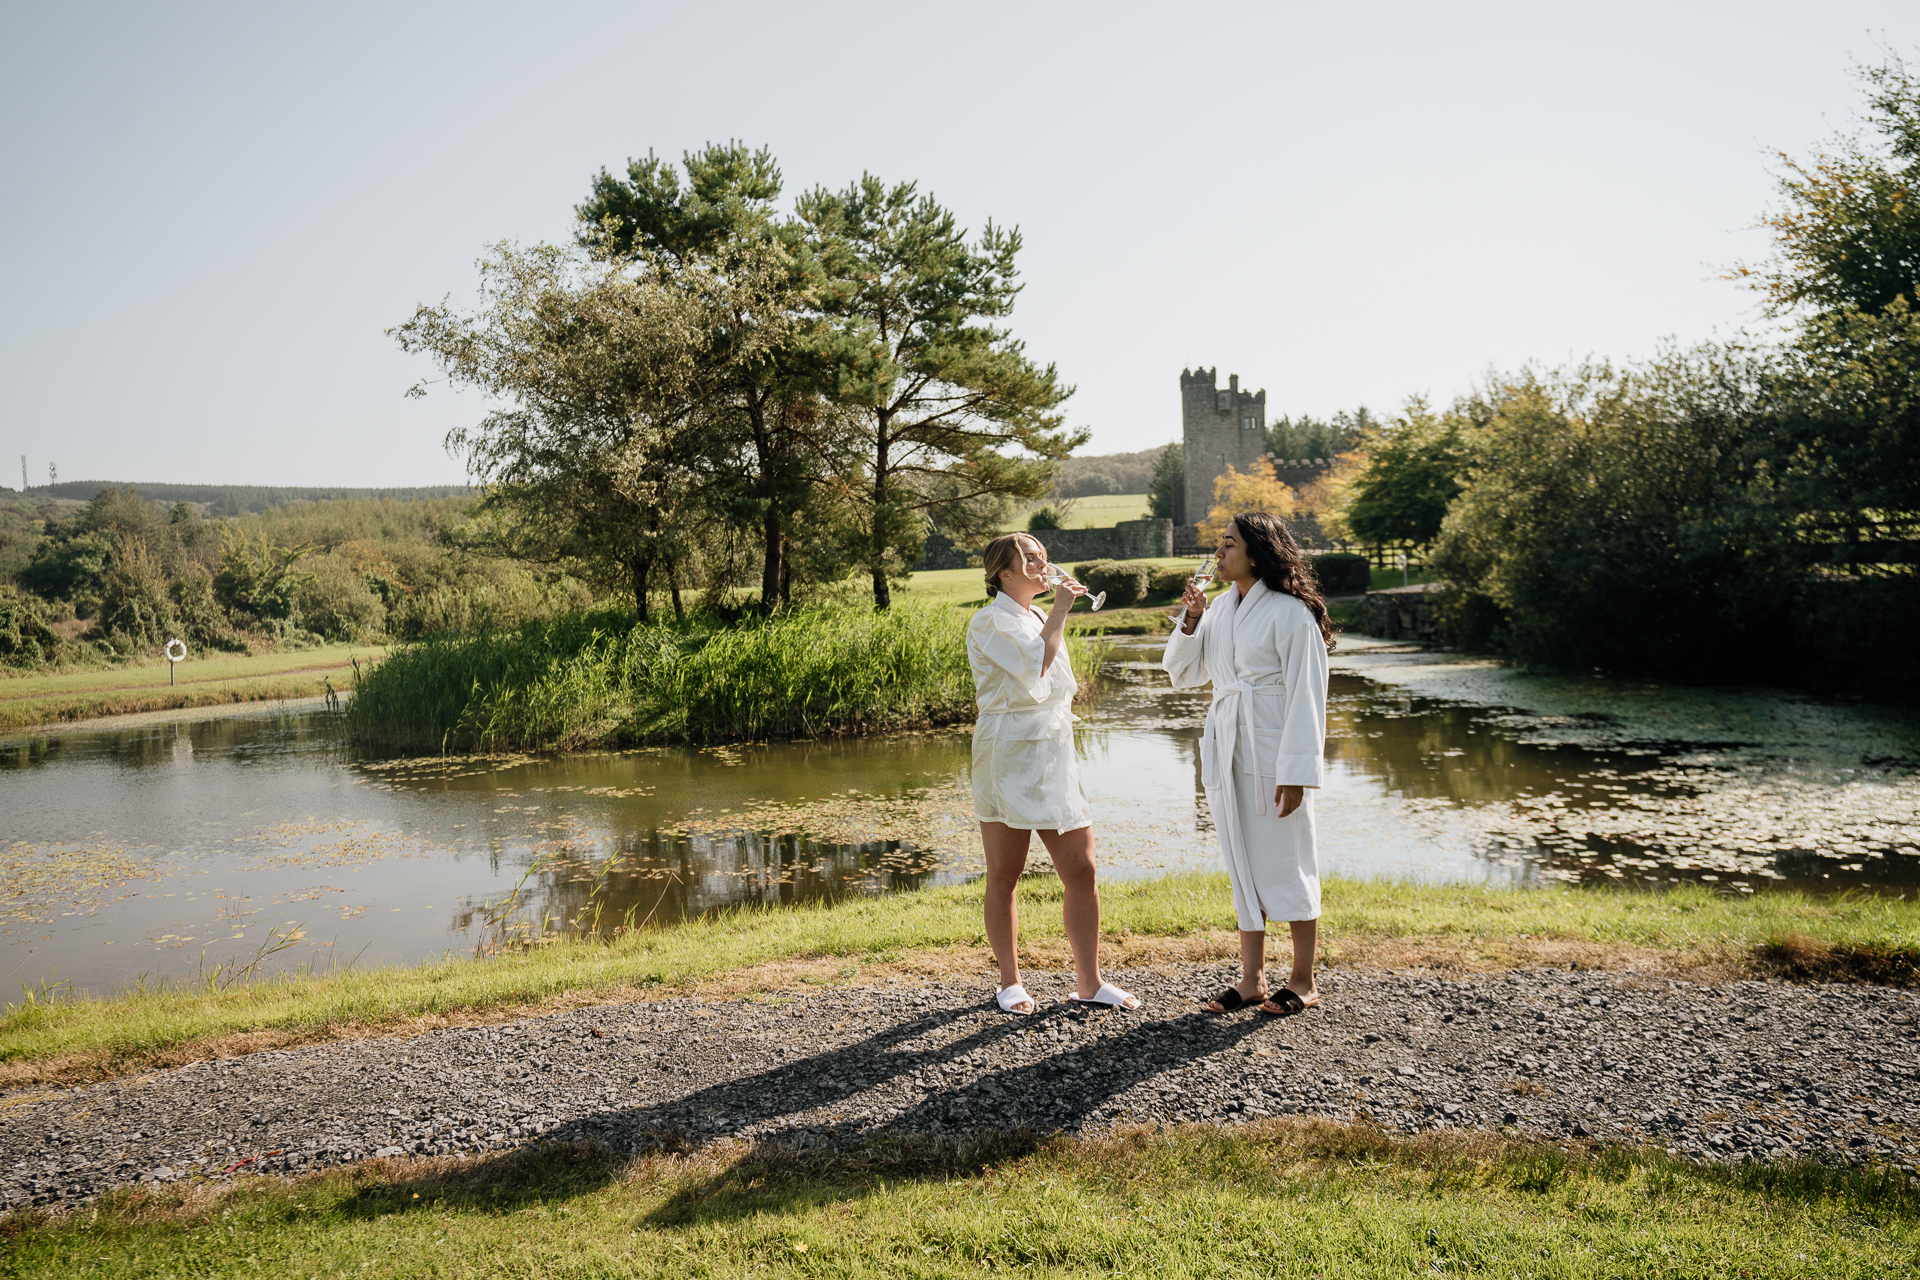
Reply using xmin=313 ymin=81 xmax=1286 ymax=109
xmin=967 ymin=592 xmax=1092 ymax=833
xmin=1163 ymin=580 xmax=1330 ymax=929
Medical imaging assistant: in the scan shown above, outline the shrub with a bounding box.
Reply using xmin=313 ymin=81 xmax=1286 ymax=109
xmin=1082 ymin=561 xmax=1150 ymax=608
xmin=1147 ymin=567 xmax=1192 ymax=601
xmin=1072 ymin=559 xmax=1116 ymax=582
xmin=1026 ymin=506 xmax=1063 ymax=531
xmin=1310 ymin=553 xmax=1371 ymax=596
xmin=297 ymin=554 xmax=388 ymax=641
xmin=0 ymin=587 xmax=60 ymax=668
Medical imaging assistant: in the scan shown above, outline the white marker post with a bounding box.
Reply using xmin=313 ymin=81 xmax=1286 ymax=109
xmin=164 ymin=638 xmax=187 ymax=686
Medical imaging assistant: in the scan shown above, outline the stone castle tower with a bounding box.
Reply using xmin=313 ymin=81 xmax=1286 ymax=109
xmin=1177 ymin=367 xmax=1266 ymax=526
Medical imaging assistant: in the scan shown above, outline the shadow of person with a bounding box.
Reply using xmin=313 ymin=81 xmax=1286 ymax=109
xmin=589 ymin=999 xmax=1275 ymax=1226
xmin=334 ymin=994 xmax=1286 ymax=1225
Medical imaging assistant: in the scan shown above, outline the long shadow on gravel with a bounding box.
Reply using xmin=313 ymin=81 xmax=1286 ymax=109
xmin=533 ymin=1000 xmax=1276 ymax=1201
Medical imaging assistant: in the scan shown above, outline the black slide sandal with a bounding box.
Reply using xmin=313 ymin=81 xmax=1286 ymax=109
xmin=1204 ymin=987 xmax=1261 ymax=1013
xmin=1259 ymin=988 xmax=1308 ymax=1016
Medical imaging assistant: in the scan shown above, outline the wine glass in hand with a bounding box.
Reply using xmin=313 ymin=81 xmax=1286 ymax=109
xmin=1169 ymin=555 xmax=1218 ymax=623
xmin=1043 ymin=564 xmax=1104 ymax=611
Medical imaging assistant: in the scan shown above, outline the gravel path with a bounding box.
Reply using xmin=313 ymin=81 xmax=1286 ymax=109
xmin=4 ymin=965 xmax=1916 ymax=1211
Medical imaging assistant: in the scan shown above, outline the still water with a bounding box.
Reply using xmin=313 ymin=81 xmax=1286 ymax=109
xmin=4 ymin=637 xmax=1916 ymax=996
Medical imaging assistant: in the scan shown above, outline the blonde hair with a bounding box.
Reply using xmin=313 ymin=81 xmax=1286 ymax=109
xmin=982 ymin=533 xmax=1039 ymax=597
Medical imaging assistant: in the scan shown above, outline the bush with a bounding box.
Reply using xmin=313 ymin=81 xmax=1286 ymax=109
xmin=297 ymin=554 xmax=388 ymax=641
xmin=1072 ymin=559 xmax=1116 ymax=582
xmin=1310 ymin=553 xmax=1371 ymax=596
xmin=1081 ymin=561 xmax=1150 ymax=608
xmin=1026 ymin=506 xmax=1064 ymax=531
xmin=1147 ymin=567 xmax=1192 ymax=601
xmin=0 ymin=587 xmax=61 ymax=668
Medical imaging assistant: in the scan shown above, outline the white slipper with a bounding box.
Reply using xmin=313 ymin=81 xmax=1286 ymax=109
xmin=995 ymin=983 xmax=1035 ymax=1015
xmin=1070 ymin=982 xmax=1139 ymax=1010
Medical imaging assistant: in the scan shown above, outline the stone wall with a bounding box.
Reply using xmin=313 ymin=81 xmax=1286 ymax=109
xmin=911 ymin=519 xmax=1175 ymax=572
xmin=1171 ymin=513 xmax=1331 ymax=557
xmin=1361 ymin=582 xmax=1449 ymax=641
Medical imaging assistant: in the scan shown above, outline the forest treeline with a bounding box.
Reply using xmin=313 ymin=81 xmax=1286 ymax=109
xmin=1296 ymin=59 xmax=1920 ymax=689
xmin=0 ymin=490 xmax=589 ymax=668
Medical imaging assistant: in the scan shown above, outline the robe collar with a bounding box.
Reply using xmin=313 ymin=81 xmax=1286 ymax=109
xmin=992 ymin=590 xmax=1044 ymax=628
xmin=1228 ymin=578 xmax=1270 ymax=640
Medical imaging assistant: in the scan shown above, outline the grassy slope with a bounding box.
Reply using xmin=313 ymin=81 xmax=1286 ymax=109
xmin=5 ymin=874 xmax=1914 ymax=1081
xmin=0 ymin=644 xmax=387 ymax=731
xmin=5 ymin=1120 xmax=1914 ymax=1277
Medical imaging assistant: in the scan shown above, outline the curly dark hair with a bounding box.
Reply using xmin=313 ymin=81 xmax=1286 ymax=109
xmin=1232 ymin=511 xmax=1337 ymax=651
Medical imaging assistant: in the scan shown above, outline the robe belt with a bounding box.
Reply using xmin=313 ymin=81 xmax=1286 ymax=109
xmin=1206 ymin=680 xmax=1283 ymax=868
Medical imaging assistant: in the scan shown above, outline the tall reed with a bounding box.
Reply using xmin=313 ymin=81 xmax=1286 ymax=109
xmin=344 ymin=604 xmax=1106 ymax=751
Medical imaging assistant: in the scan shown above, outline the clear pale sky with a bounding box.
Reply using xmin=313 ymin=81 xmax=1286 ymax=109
xmin=1 ymin=2 xmax=1911 ymax=488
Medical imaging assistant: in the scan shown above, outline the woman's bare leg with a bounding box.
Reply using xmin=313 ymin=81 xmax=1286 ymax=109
xmin=1285 ymin=917 xmax=1319 ymax=1004
xmin=980 ymin=822 xmax=1032 ymax=1009
xmin=1204 ymin=928 xmax=1269 ymax=1012
xmin=1036 ymin=825 xmax=1103 ymax=999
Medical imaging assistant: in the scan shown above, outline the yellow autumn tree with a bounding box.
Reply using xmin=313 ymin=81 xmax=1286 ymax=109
xmin=1197 ymin=462 xmax=1297 ymax=544
xmin=1296 ymin=447 xmax=1370 ymax=544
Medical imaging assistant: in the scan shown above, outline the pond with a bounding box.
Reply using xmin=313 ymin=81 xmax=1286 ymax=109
xmin=4 ymin=636 xmax=1916 ymax=997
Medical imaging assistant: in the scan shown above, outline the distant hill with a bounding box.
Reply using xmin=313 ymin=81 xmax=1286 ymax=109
xmin=1056 ymin=446 xmax=1174 ymax=499
xmin=28 ymin=481 xmax=472 ymax=516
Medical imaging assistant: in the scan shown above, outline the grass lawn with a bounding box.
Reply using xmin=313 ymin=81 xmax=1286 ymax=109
xmin=5 ymin=1119 xmax=1914 ymax=1277
xmin=1006 ymin=492 xmax=1154 ymax=530
xmin=0 ymin=644 xmax=387 ymax=732
xmin=5 ymin=873 xmax=1913 ymax=1087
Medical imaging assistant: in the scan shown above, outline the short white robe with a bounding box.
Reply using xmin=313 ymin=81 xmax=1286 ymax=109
xmin=1163 ymin=580 xmax=1330 ymax=928
xmin=967 ymin=592 xmax=1091 ymax=833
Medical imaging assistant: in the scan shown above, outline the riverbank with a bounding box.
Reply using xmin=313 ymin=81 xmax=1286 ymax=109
xmin=4 ymin=872 xmax=1914 ymax=1089
xmin=0 ymin=644 xmax=385 ymax=734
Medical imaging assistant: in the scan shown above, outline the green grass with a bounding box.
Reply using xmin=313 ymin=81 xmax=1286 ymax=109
xmin=0 ymin=643 xmax=386 ymax=731
xmin=5 ymin=1121 xmax=1915 ymax=1277
xmin=5 ymin=875 xmax=1913 ymax=1082
xmin=345 ymin=604 xmax=1109 ymax=752
xmin=1022 ymin=491 xmax=1154 ymax=528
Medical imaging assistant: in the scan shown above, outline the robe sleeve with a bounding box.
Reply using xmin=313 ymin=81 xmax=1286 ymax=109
xmin=1161 ymin=609 xmax=1211 ymax=689
xmin=1272 ymin=608 xmax=1328 ymax=788
xmin=976 ymin=608 xmax=1052 ymax=704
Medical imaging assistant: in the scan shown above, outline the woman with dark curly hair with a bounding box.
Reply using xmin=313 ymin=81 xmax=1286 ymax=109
xmin=1162 ymin=512 xmax=1335 ymax=1017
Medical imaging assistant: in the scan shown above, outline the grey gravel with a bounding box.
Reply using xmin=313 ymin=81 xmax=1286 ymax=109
xmin=3 ymin=965 xmax=1917 ymax=1210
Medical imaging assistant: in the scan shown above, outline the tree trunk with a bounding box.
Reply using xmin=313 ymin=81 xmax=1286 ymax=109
xmin=629 ymin=553 xmax=652 ymax=624
xmin=779 ymin=546 xmax=792 ymax=607
xmin=761 ymin=507 xmax=784 ymax=614
xmin=750 ymin=394 xmax=783 ymax=614
xmin=668 ymin=559 xmax=684 ymax=621
xmin=871 ymin=420 xmax=892 ymax=609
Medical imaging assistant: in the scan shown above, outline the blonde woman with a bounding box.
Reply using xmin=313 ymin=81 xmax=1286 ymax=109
xmin=967 ymin=532 xmax=1138 ymax=1015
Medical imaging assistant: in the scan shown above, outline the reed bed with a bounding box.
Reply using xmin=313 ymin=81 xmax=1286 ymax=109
xmin=344 ymin=604 xmax=1104 ymax=751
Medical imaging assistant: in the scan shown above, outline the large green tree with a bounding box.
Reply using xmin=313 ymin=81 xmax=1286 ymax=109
xmin=797 ymin=177 xmax=1082 ymax=607
xmin=1739 ymin=57 xmax=1920 ymax=562
xmin=577 ymin=144 xmax=850 ymax=611
xmin=1341 ymin=402 xmax=1467 ymax=549
xmin=393 ymin=240 xmax=789 ymax=620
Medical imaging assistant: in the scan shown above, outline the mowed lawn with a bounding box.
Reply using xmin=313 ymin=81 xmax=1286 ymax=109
xmin=0 ymin=644 xmax=387 ymax=731
xmin=6 ymin=1117 xmax=1916 ymax=1278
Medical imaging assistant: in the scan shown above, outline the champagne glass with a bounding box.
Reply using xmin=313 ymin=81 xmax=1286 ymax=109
xmin=1169 ymin=554 xmax=1218 ymax=623
xmin=1043 ymin=563 xmax=1105 ymax=611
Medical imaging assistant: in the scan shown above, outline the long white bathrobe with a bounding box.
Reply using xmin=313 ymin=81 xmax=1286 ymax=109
xmin=967 ymin=592 xmax=1092 ymax=833
xmin=1163 ymin=581 xmax=1330 ymax=929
